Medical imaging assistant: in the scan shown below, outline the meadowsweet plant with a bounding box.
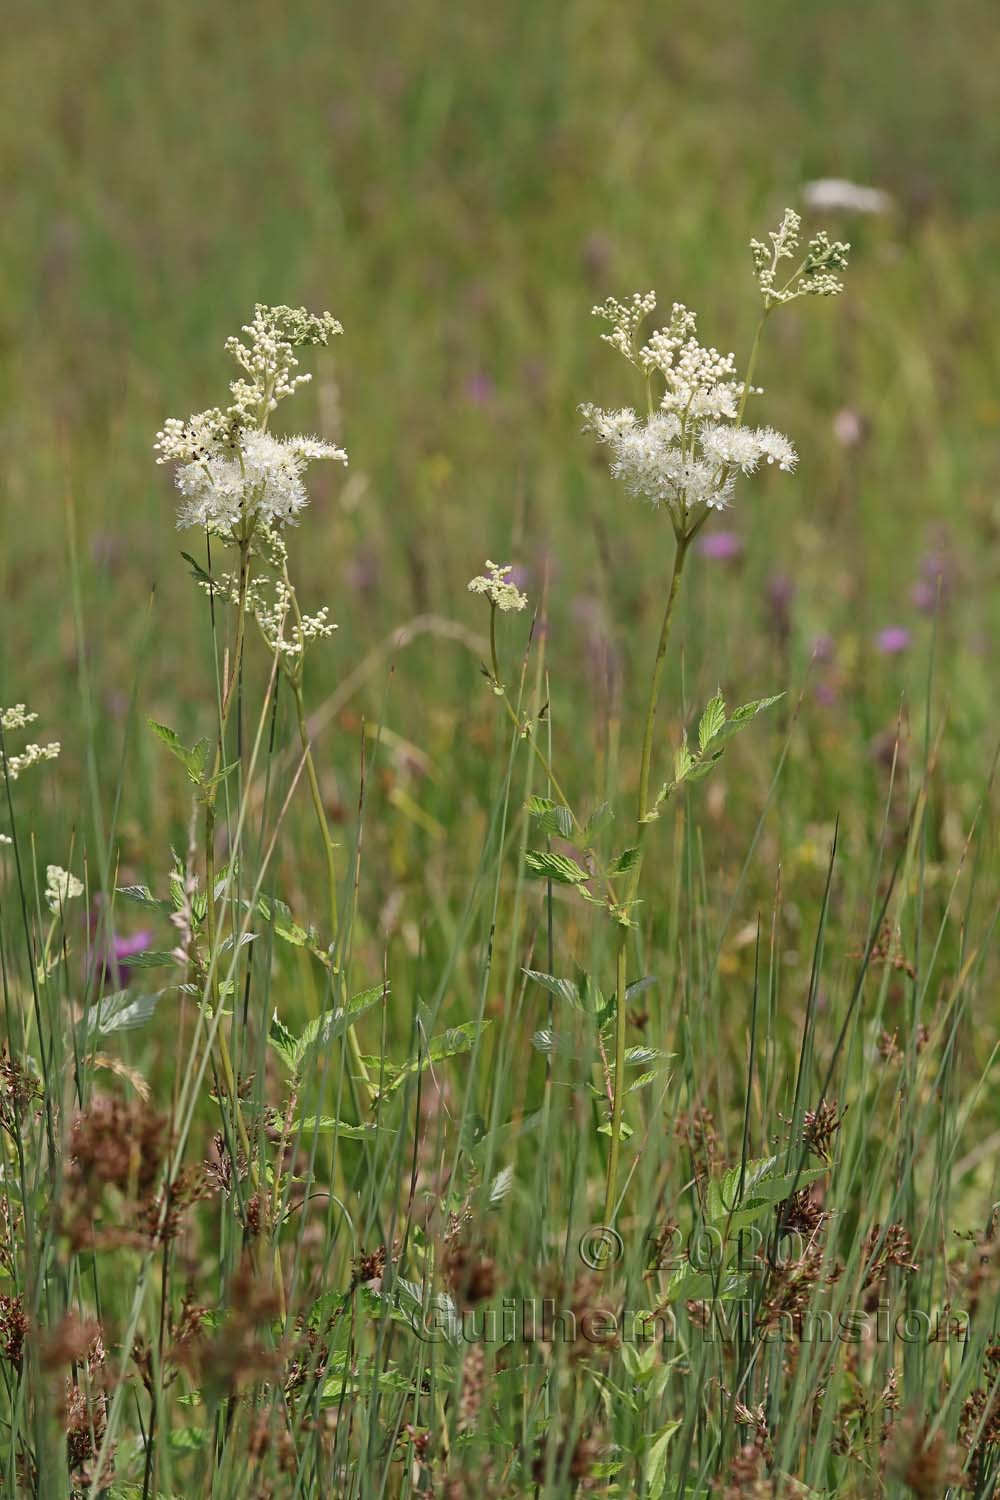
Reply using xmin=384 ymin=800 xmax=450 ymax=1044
xmin=153 ymin=305 xmax=353 ymax=958
xmin=144 ymin=306 xmax=379 ymax=1301
xmin=482 ymin=212 xmax=850 ymax=1221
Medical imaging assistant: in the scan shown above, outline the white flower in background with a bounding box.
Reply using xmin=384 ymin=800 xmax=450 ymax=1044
xmin=468 ymin=561 xmax=528 ymax=613
xmin=45 ymin=865 xmax=83 ymax=915
xmin=0 ymin=834 xmax=11 ymax=847
xmin=155 ymin=304 xmax=347 ymax=543
xmin=803 ymin=179 xmax=893 ymax=216
xmin=1 ymin=704 xmax=61 ymax=783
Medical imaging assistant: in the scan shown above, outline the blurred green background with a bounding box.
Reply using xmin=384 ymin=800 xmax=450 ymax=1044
xmin=1 ymin=0 xmax=998 ymax=942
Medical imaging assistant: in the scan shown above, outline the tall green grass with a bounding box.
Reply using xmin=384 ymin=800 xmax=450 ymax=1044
xmin=1 ymin=2 xmax=999 ymax=1495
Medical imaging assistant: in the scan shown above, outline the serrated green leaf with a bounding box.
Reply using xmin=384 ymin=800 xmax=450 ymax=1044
xmin=686 ymin=749 xmax=725 ymax=782
xmin=115 ymin=884 xmax=171 ymax=913
xmin=524 ymin=852 xmax=587 ymax=882
xmin=187 ymin=737 xmax=213 ymax=781
xmin=378 ymin=1020 xmax=490 ymax=1096
xmin=200 ymin=759 xmax=240 ymax=793
xmin=644 ymin=1420 xmax=682 ymax=1497
xmin=522 ymin=969 xmax=585 ymax=1010
xmin=148 ymin=718 xmax=186 ymax=756
xmin=673 ymin=742 xmax=695 ymax=784
xmin=524 ymin=850 xmax=588 ymax=885
xmin=708 ymin=1155 xmax=829 ymax=1226
xmin=488 ymin=1165 xmax=515 ymax=1204
xmin=720 ymin=692 xmax=785 ymax=738
xmin=268 ymin=1011 xmax=297 ymax=1072
xmin=581 ymin=801 xmax=614 ymax=846
xmin=257 ymin=895 xmax=309 ymax=947
xmin=609 ymin=846 xmax=640 ymax=876
xmin=293 ymin=983 xmax=387 ymax=1073
xmin=623 ymin=1044 xmax=669 ymax=1065
xmin=79 ymin=989 xmax=164 ymax=1041
xmin=288 ymin=1118 xmax=384 ymax=1140
xmin=525 ymin=795 xmax=574 ymax=839
xmin=119 ymin=950 xmax=178 ymax=970
xmin=698 ymin=692 xmax=727 ymax=751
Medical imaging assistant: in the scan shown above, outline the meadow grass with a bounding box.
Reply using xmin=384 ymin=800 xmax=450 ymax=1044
xmin=1 ymin=2 xmax=999 ymax=1495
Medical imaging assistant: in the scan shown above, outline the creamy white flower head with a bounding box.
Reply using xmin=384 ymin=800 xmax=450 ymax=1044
xmin=610 ymin=424 xmax=735 ymax=513
xmin=156 ymin=304 xmax=347 ymax=540
xmin=1 ymin=703 xmax=60 ymax=783
xmin=698 ymin=423 xmax=765 ymax=474
xmin=174 ymin=429 xmax=347 ymax=537
xmin=2 ymin=705 xmax=37 ymax=732
xmin=0 ymin=834 xmax=11 ymax=847
xmin=468 ymin=560 xmax=528 ymax=613
xmin=45 ymin=865 xmax=83 ymax=915
xmin=699 ymin=423 xmax=798 ymax=475
xmin=578 ymin=404 xmax=638 ymax=444
xmin=638 ymin=304 xmax=748 ymax=421
xmin=755 ymin=427 xmax=798 ymax=471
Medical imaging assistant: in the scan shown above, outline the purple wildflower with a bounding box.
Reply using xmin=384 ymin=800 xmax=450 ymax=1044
xmin=695 ymin=530 xmax=744 ymax=562
xmin=461 ymin=371 xmax=496 ymax=408
xmin=875 ymin=626 xmax=911 ymax=656
xmin=95 ymin=928 xmax=154 ymax=989
xmin=910 ymin=550 xmax=951 ymax=614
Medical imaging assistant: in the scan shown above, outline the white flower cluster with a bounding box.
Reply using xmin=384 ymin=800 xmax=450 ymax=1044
xmin=45 ymin=864 xmax=83 ymax=915
xmin=581 ymin=294 xmax=797 ymax=519
xmin=174 ymin=430 xmax=347 ymax=534
xmin=580 ymin=211 xmax=839 ymax=525
xmin=467 ymin=561 xmax=528 ymax=613
xmin=750 ymin=208 xmax=850 ymax=307
xmin=1 ymin=704 xmax=61 ymax=783
xmin=197 ymin=528 xmax=337 ymax=670
xmin=254 ymin=576 xmax=337 ymax=664
xmin=591 ymin=291 xmax=657 ymax=361
xmin=584 ymin=407 xmax=796 ymax=516
xmin=155 ymin=305 xmax=347 ymax=543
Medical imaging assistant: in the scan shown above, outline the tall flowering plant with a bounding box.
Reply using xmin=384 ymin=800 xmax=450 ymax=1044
xmin=142 ymin=307 xmax=380 ymax=1307
xmin=472 ymin=211 xmax=850 ymax=1219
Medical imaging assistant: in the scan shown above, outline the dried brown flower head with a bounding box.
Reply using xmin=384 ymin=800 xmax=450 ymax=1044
xmin=0 ymin=1294 xmax=29 ymax=1367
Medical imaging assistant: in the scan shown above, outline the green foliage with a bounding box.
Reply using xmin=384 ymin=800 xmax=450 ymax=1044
xmin=646 ymin=692 xmax=784 ymax=820
xmin=1 ymin=3 xmax=998 ymax=1494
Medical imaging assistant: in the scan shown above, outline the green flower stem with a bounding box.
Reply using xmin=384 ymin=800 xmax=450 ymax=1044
xmin=489 ymin=603 xmax=578 ymax=826
xmin=202 ymin=543 xmax=264 ymax=1207
xmin=635 ymin=531 xmax=691 ymax=831
xmin=737 ymin=312 xmax=769 ymax=425
xmin=603 ymin=528 xmax=692 ymax=1223
xmin=604 ymin=923 xmax=630 ymax=1223
xmin=289 ymin=674 xmax=376 ymax=1107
